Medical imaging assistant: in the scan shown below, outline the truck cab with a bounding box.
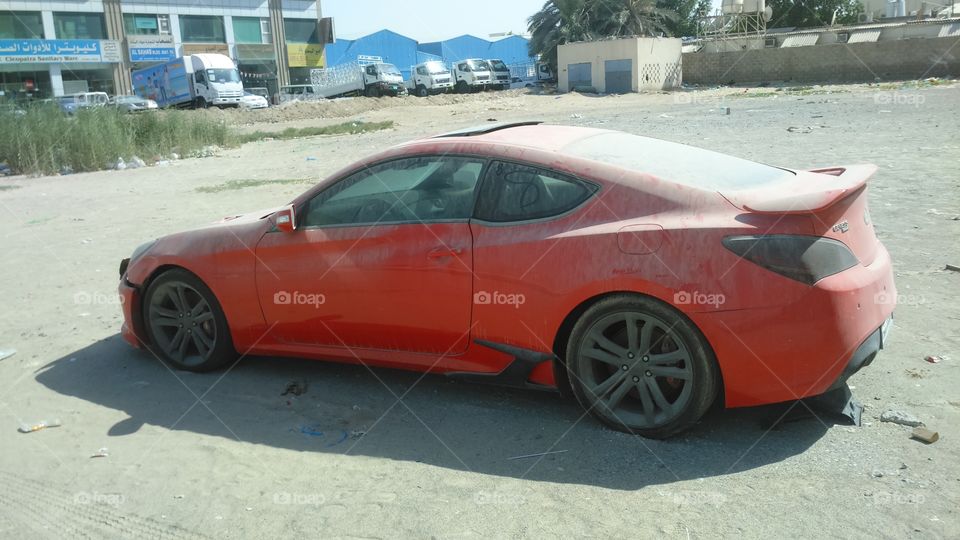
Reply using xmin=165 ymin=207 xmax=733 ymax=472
xmin=189 ymin=54 xmax=243 ymax=108
xmin=407 ymin=61 xmax=453 ymax=97
xmin=452 ymin=59 xmax=492 ymax=93
xmin=361 ymin=63 xmax=406 ymax=97
xmin=485 ymin=59 xmax=511 ymax=90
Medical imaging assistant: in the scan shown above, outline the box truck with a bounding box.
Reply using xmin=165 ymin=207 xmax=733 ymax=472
xmin=485 ymin=59 xmax=511 ymax=90
xmin=132 ymin=53 xmax=244 ymax=109
xmin=406 ymin=60 xmax=454 ymax=97
xmin=310 ymin=59 xmax=407 ymax=99
xmin=452 ymin=59 xmax=492 ymax=93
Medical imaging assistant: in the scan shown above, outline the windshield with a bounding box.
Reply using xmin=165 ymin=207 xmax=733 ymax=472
xmin=566 ymin=132 xmax=794 ymax=190
xmin=467 ymin=59 xmax=489 ymax=71
xmin=424 ymin=61 xmax=447 ymax=74
xmin=377 ymin=64 xmax=401 ymax=76
xmin=489 ymin=60 xmax=508 ymax=71
xmin=206 ymin=68 xmax=240 ymax=83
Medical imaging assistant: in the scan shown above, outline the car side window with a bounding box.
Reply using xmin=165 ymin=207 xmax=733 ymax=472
xmin=416 ymin=66 xmax=426 ymax=76
xmin=475 ymin=161 xmax=596 ymax=223
xmin=301 ymin=156 xmax=486 ymax=227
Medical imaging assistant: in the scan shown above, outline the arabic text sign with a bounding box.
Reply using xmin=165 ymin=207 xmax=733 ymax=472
xmin=0 ymin=39 xmax=121 ymax=64
xmin=130 ymin=47 xmax=177 ymax=62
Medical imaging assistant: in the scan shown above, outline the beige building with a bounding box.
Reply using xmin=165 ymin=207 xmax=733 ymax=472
xmin=557 ymin=37 xmax=683 ymax=93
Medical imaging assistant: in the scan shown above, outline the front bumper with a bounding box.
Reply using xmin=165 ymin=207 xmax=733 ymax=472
xmin=118 ymin=274 xmax=144 ymax=349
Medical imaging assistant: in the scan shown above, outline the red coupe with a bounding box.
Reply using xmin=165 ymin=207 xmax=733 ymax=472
xmin=118 ymin=122 xmax=896 ymax=438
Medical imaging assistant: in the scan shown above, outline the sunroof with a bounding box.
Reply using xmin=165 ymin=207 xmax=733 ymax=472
xmin=432 ymin=121 xmax=544 ymax=138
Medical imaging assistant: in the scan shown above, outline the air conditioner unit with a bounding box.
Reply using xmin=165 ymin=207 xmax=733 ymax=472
xmin=837 ymin=32 xmax=850 ymax=43
xmin=764 ymin=37 xmax=778 ymax=47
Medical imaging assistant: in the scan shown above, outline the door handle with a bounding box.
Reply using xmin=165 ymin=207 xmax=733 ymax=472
xmin=427 ymin=247 xmax=463 ymax=259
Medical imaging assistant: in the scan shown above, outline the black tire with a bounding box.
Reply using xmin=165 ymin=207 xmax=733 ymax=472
xmin=143 ymin=268 xmax=236 ymax=372
xmin=456 ymin=80 xmax=469 ymax=94
xmin=565 ymin=294 xmax=719 ymax=439
xmin=195 ymin=97 xmax=207 ymax=109
xmin=416 ymin=85 xmax=428 ymax=97
xmin=365 ymin=85 xmax=381 ymax=98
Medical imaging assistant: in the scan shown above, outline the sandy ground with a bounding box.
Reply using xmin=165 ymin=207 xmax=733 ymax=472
xmin=1 ymin=83 xmax=959 ymax=539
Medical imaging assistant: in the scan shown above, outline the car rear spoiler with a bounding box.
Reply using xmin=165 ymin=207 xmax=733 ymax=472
xmin=723 ymin=164 xmax=877 ymax=214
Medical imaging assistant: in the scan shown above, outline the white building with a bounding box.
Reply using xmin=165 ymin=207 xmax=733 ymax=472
xmin=0 ymin=0 xmax=329 ymax=100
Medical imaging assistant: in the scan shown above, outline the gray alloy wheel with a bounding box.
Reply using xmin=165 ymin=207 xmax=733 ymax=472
xmin=566 ymin=295 xmax=718 ymax=438
xmin=144 ymin=269 xmax=235 ymax=372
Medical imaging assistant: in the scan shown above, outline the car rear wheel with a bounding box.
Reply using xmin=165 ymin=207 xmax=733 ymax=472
xmin=416 ymin=85 xmax=428 ymax=97
xmin=566 ymin=295 xmax=719 ymax=439
xmin=143 ymin=269 xmax=236 ymax=372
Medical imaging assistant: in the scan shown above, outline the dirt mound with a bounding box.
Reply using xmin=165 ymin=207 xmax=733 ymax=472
xmin=218 ymin=89 xmax=534 ymax=125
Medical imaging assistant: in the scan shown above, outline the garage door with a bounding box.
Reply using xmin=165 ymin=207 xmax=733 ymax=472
xmin=567 ymin=62 xmax=591 ymax=92
xmin=604 ymin=59 xmax=632 ymax=94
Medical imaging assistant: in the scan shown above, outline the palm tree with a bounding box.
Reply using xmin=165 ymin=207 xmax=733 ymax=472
xmin=528 ymin=0 xmax=679 ymax=71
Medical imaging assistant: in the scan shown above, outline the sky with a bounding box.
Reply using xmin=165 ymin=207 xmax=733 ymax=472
xmin=322 ymin=0 xmax=548 ymax=42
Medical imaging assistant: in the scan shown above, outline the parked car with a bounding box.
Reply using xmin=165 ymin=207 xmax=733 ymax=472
xmin=56 ymin=92 xmax=108 ymax=115
xmin=110 ymin=95 xmax=158 ymax=113
xmin=117 ymin=122 xmax=896 ymax=439
xmin=240 ymin=91 xmax=268 ymax=109
xmin=278 ymin=85 xmax=320 ymax=103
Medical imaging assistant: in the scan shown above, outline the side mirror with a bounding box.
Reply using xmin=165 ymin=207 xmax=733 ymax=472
xmin=275 ymin=205 xmax=296 ymax=233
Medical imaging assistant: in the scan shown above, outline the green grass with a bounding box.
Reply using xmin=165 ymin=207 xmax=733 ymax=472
xmin=0 ymin=184 xmax=20 ymax=191
xmin=195 ymin=178 xmax=313 ymax=193
xmin=0 ymin=104 xmax=230 ymax=176
xmin=0 ymin=105 xmax=393 ymax=176
xmin=237 ymin=121 xmax=394 ymax=144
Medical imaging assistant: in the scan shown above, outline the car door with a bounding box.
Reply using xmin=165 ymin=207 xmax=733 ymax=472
xmin=469 ymin=161 xmax=599 ymax=338
xmin=255 ymin=155 xmax=486 ymax=354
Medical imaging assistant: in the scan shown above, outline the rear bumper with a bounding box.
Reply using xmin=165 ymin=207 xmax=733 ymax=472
xmin=826 ymin=315 xmax=891 ymax=392
xmin=693 ymin=243 xmax=896 ymax=408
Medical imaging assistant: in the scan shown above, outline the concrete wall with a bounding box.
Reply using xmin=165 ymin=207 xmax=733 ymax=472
xmin=558 ymin=37 xmax=682 ymax=93
xmin=684 ymin=36 xmax=960 ymax=84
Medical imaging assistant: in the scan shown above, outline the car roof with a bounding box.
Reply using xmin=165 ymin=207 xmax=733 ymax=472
xmin=422 ymin=122 xmax=610 ymax=153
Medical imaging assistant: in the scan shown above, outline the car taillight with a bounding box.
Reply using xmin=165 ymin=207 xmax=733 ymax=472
xmin=722 ymin=235 xmax=859 ymax=285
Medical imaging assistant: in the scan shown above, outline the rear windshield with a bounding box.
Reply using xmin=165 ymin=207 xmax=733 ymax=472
xmin=566 ymin=132 xmax=793 ymax=189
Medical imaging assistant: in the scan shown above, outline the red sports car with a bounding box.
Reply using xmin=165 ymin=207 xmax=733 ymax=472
xmin=118 ymin=122 xmax=896 ymax=438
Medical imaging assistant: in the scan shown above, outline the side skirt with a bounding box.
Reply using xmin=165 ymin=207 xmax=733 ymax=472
xmin=445 ymin=339 xmax=558 ymax=392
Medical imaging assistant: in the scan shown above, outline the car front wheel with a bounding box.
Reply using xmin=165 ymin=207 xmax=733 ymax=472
xmin=566 ymin=294 xmax=719 ymax=439
xmin=143 ymin=269 xmax=236 ymax=372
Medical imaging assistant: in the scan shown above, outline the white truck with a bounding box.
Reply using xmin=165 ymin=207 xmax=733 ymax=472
xmin=131 ymin=53 xmax=243 ymax=109
xmin=451 ymin=59 xmax=492 ymax=93
xmin=406 ymin=60 xmax=454 ymax=97
xmin=310 ymin=58 xmax=407 ymax=99
xmin=485 ymin=59 xmax=511 ymax=90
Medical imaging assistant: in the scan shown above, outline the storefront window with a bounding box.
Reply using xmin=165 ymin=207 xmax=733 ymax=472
xmin=233 ymin=17 xmax=264 ymax=44
xmin=61 ymin=67 xmax=115 ymax=95
xmin=123 ymin=14 xmax=159 ymax=36
xmin=0 ymin=67 xmax=51 ymax=101
xmin=53 ymin=12 xmax=107 ymax=40
xmin=284 ymin=19 xmax=319 ymax=44
xmin=0 ymin=11 xmax=44 ymax=39
xmin=180 ymin=15 xmax=225 ymax=43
